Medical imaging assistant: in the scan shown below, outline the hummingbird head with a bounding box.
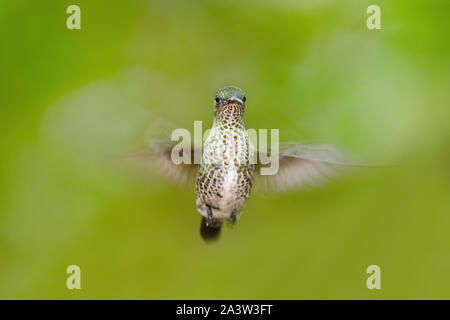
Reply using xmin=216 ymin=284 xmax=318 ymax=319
xmin=214 ymin=86 xmax=246 ymax=120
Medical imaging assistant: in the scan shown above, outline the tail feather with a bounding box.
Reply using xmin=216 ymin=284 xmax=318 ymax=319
xmin=200 ymin=217 xmax=222 ymax=243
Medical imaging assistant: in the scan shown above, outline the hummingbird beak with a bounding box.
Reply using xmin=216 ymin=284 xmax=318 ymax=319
xmin=227 ymin=96 xmax=244 ymax=105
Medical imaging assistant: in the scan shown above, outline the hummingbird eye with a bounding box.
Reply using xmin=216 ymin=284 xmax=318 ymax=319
xmin=215 ymin=96 xmax=220 ymax=103
xmin=243 ymin=96 xmax=246 ymax=102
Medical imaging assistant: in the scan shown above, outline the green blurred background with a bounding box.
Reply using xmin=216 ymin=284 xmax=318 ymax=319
xmin=1 ymin=0 xmax=449 ymax=299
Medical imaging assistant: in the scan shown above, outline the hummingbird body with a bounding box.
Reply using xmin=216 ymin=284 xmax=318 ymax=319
xmin=196 ymin=87 xmax=254 ymax=240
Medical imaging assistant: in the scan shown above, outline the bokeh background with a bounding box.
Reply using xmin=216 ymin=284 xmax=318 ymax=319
xmin=1 ymin=0 xmax=449 ymax=299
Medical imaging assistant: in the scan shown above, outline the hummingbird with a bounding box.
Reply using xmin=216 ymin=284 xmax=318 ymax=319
xmin=195 ymin=86 xmax=254 ymax=241
xmin=139 ymin=86 xmax=362 ymax=243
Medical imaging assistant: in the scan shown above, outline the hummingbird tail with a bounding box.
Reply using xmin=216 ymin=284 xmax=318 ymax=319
xmin=200 ymin=217 xmax=222 ymax=243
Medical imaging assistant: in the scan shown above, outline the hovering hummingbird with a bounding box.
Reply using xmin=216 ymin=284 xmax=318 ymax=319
xmin=139 ymin=86 xmax=361 ymax=243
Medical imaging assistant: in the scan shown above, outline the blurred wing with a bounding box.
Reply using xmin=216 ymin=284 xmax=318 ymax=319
xmin=254 ymin=142 xmax=366 ymax=193
xmin=124 ymin=138 xmax=200 ymax=186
